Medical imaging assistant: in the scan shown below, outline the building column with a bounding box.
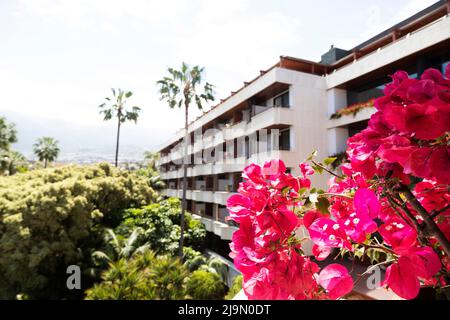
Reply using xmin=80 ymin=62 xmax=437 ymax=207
xmin=214 ymin=203 xmax=219 ymax=221
xmin=328 ymin=127 xmax=349 ymax=156
xmin=213 ymin=174 xmax=219 ymax=192
xmin=192 ymin=201 xmax=196 ymax=216
xmin=327 ymin=88 xmax=347 ymax=117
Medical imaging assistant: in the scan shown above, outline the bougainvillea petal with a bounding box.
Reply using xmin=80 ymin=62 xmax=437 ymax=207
xmin=312 ymin=244 xmax=332 ymax=261
xmin=354 ymin=188 xmax=381 ymax=219
xmin=317 ymin=264 xmax=353 ymax=300
xmin=404 ymin=246 xmax=441 ymax=279
xmin=379 ymin=218 xmax=417 ymax=251
xmin=384 ymin=259 xmax=420 ymax=300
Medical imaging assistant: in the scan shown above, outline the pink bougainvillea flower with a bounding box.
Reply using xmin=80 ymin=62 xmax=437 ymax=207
xmin=421 ymin=67 xmax=445 ymax=84
xmin=302 ymin=210 xmax=329 ymax=229
xmin=229 ymin=218 xmax=255 ymax=258
xmin=379 ymin=218 xmax=417 ymax=251
xmin=381 ymin=103 xmax=407 ymax=133
xmin=242 ymin=163 xmax=265 ymax=184
xmin=384 ymin=257 xmax=420 ymax=300
xmin=226 ymin=194 xmax=253 ymax=223
xmin=404 ymin=102 xmax=444 ymax=140
xmin=299 ymin=162 xmax=314 ymax=177
xmin=308 ymin=218 xmax=352 ymax=251
xmin=384 ymin=245 xmax=440 ymax=300
xmin=317 ymin=264 xmax=353 ymax=300
xmin=255 ymin=206 xmax=298 ymax=239
xmin=403 ymin=147 xmax=432 ymax=177
xmin=341 ymin=213 xmax=378 ymax=243
xmin=406 ymin=79 xmax=436 ymax=103
xmin=429 ymin=147 xmax=450 ymax=184
xmin=353 ymin=188 xmax=381 ymax=219
xmin=262 ymin=159 xmax=286 ymax=178
xmin=234 ymin=250 xmax=260 ymax=276
xmin=243 ymin=267 xmax=276 ymax=300
xmin=403 ymin=147 xmax=450 ymax=184
xmin=400 ymin=246 xmax=441 ymax=279
xmin=312 ymin=244 xmax=332 ymax=261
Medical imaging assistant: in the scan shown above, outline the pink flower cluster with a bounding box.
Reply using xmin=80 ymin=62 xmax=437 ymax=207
xmin=321 ymin=180 xmax=443 ymax=299
xmin=346 ymin=67 xmax=450 ymax=184
xmin=321 ymin=68 xmax=449 ymax=299
xmin=227 ymin=160 xmax=353 ymax=300
xmin=227 ymin=68 xmax=449 ymax=300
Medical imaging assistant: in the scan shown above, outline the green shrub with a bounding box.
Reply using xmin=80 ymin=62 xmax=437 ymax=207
xmin=0 ymin=163 xmax=156 ymax=299
xmin=0 ymin=150 xmax=29 ymax=176
xmin=85 ymin=251 xmax=188 ymax=300
xmin=225 ymin=275 xmax=243 ymax=300
xmin=183 ymin=247 xmax=207 ymax=271
xmin=116 ymin=197 xmax=206 ymax=254
xmin=185 ymin=270 xmax=226 ymax=300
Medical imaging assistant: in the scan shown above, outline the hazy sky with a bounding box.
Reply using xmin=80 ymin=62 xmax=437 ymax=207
xmin=0 ymin=0 xmax=439 ymax=156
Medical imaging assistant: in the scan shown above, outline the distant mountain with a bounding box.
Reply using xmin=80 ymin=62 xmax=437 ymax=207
xmin=1 ymin=110 xmax=174 ymax=162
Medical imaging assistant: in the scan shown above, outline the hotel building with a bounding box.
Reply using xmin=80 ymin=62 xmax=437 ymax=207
xmin=156 ymin=0 xmax=450 ymax=259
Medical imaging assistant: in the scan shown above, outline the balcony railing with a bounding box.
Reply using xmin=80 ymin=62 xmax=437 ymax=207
xmin=159 ymin=104 xmax=294 ymax=165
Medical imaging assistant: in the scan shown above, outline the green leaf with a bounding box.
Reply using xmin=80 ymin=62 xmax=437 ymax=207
xmin=306 ymin=150 xmax=318 ymax=161
xmin=281 ymin=186 xmax=290 ymax=196
xmin=354 ymin=247 xmax=365 ymax=259
xmin=316 ymin=196 xmax=330 ymax=214
xmin=312 ymin=164 xmax=324 ymax=174
xmin=323 ymin=157 xmax=337 ymax=166
xmin=298 ymin=187 xmax=308 ymax=196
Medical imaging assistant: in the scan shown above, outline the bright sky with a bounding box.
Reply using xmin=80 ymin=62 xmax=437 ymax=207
xmin=0 ymin=0 xmax=439 ymax=155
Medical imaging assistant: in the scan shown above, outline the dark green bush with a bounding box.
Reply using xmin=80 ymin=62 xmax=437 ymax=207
xmin=0 ymin=163 xmax=156 ymax=299
xmin=185 ymin=270 xmax=226 ymax=300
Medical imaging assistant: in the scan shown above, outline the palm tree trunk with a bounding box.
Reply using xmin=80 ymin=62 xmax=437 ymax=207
xmin=115 ymin=118 xmax=121 ymax=167
xmin=179 ymin=102 xmax=189 ymax=259
xmin=44 ymin=158 xmax=48 ymax=168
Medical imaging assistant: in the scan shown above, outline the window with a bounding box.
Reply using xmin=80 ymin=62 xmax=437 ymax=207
xmin=348 ymin=120 xmax=369 ymax=137
xmin=279 ymin=128 xmax=291 ymax=151
xmin=273 ymin=91 xmax=289 ymax=108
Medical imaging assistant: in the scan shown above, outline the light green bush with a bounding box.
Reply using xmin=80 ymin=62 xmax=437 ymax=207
xmin=185 ymin=269 xmax=226 ymax=300
xmin=225 ymin=274 xmax=243 ymax=300
xmin=0 ymin=163 xmax=156 ymax=299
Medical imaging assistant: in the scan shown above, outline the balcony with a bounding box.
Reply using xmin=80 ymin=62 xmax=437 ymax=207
xmin=247 ymin=105 xmax=294 ymax=132
xmin=214 ymin=191 xmax=237 ymax=206
xmin=247 ymin=150 xmax=298 ymax=168
xmin=161 ymin=188 xmax=235 ymax=206
xmin=326 ymin=14 xmax=450 ymax=88
xmin=193 ymin=214 xmax=238 ymax=241
xmin=191 ymin=190 xmax=214 ymax=202
xmin=327 ymin=106 xmax=376 ymax=129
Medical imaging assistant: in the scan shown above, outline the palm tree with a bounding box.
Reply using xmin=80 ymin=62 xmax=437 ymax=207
xmin=87 ymin=228 xmax=151 ymax=279
xmin=0 ymin=116 xmax=17 ymax=151
xmin=99 ymin=89 xmax=141 ymax=167
xmin=33 ymin=137 xmax=60 ymax=168
xmin=92 ymin=228 xmax=150 ymax=262
xmin=157 ymin=62 xmax=215 ymax=258
xmin=143 ymin=151 xmax=160 ymax=170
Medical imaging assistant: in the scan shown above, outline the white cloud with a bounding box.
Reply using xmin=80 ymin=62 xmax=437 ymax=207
xmin=14 ymin=0 xmax=190 ymax=31
xmin=171 ymin=0 xmax=303 ymax=100
xmin=335 ymin=0 xmax=439 ymax=49
xmin=3 ymin=0 xmax=442 ymax=153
